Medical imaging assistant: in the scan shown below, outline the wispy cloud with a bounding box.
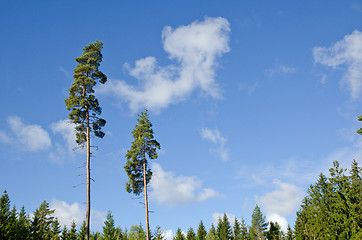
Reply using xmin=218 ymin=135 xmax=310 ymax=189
xmin=149 ymin=163 xmax=223 ymax=206
xmin=313 ymin=30 xmax=362 ymax=98
xmin=264 ymin=63 xmax=296 ymax=76
xmin=201 ymin=127 xmax=230 ymax=161
xmin=98 ymin=17 xmax=231 ymax=113
xmin=0 ymin=116 xmax=51 ymax=151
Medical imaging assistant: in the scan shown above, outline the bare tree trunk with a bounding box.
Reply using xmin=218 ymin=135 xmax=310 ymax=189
xmin=85 ymin=107 xmax=90 ymax=240
xmin=143 ymin=141 xmax=150 ymax=240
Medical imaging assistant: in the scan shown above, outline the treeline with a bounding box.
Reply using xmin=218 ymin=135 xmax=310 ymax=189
xmin=1 ymin=160 xmax=361 ymax=239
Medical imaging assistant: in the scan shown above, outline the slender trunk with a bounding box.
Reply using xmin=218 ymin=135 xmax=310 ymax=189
xmin=85 ymin=106 xmax=90 ymax=240
xmin=143 ymin=141 xmax=150 ymax=240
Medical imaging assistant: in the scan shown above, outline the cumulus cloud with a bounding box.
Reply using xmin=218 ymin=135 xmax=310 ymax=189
xmin=149 ymin=163 xmax=223 ymax=206
xmin=313 ymin=30 xmax=362 ymax=98
xmin=0 ymin=116 xmax=51 ymax=151
xmin=201 ymin=127 xmax=230 ymax=161
xmin=98 ymin=17 xmax=230 ymax=113
xmin=50 ymin=199 xmax=105 ymax=228
xmin=50 ymin=120 xmax=77 ymax=151
xmin=257 ymin=180 xmax=303 ymax=232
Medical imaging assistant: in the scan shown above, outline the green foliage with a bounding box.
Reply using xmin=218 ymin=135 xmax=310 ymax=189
xmin=102 ymin=211 xmax=116 ymax=240
xmin=186 ymin=227 xmax=196 ymax=240
xmin=152 ymin=226 xmax=165 ymax=240
xmin=173 ymin=228 xmax=185 ymax=240
xmin=284 ymin=225 xmax=293 ymax=240
xmin=30 ymin=200 xmax=55 ymax=240
xmin=216 ymin=213 xmax=233 ymax=240
xmin=77 ymin=221 xmax=86 ymax=240
xmin=239 ymin=218 xmax=248 ymax=240
xmin=124 ymin=109 xmax=160 ymax=195
xmin=65 ymin=40 xmax=107 ymax=146
xmin=196 ymin=220 xmax=207 ymax=240
xmin=266 ymin=221 xmax=282 ymax=240
xmin=61 ymin=226 xmax=68 ymax=240
xmin=51 ymin=218 xmax=61 ymax=240
xmin=233 ymin=218 xmax=242 ymax=240
xmin=128 ymin=223 xmax=147 ymax=240
xmin=249 ymin=205 xmax=267 ymax=240
xmin=68 ymin=221 xmax=77 ymax=240
xmin=294 ymin=160 xmax=362 ymax=239
xmin=205 ymin=224 xmax=217 ymax=240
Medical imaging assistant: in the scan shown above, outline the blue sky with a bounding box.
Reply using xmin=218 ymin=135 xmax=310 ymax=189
xmin=1 ymin=0 xmax=362 ymax=238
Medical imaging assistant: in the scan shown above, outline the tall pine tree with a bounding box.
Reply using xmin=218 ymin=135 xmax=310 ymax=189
xmin=124 ymin=109 xmax=160 ymax=240
xmin=196 ymin=220 xmax=207 ymax=240
xmin=65 ymin=40 xmax=107 ymax=240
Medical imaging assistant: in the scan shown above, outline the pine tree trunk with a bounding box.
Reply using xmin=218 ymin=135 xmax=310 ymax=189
xmin=85 ymin=107 xmax=90 ymax=240
xmin=143 ymin=141 xmax=150 ymax=240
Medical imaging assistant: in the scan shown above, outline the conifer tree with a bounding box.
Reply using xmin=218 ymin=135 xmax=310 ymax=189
xmin=152 ymin=226 xmax=165 ymax=240
xmin=68 ymin=221 xmax=77 ymax=240
xmin=205 ymin=224 xmax=217 ymax=240
xmin=217 ymin=214 xmax=233 ymax=240
xmin=65 ymin=40 xmax=107 ymax=240
xmin=284 ymin=225 xmax=293 ymax=240
xmin=77 ymin=221 xmax=86 ymax=240
xmin=233 ymin=218 xmax=242 ymax=240
xmin=249 ymin=205 xmax=267 ymax=240
xmin=128 ymin=223 xmax=147 ymax=240
xmin=173 ymin=228 xmax=185 ymax=240
xmin=186 ymin=227 xmax=196 ymax=240
xmin=16 ymin=206 xmax=30 ymax=240
xmin=266 ymin=221 xmax=282 ymax=240
xmin=51 ymin=218 xmax=62 ymax=240
xmin=61 ymin=226 xmax=68 ymax=240
xmin=102 ymin=211 xmax=116 ymax=240
xmin=239 ymin=218 xmax=248 ymax=240
xmin=0 ymin=190 xmax=11 ymax=239
xmin=124 ymin=109 xmax=160 ymax=240
xmin=196 ymin=220 xmax=207 ymax=240
xmin=30 ymin=200 xmax=55 ymax=240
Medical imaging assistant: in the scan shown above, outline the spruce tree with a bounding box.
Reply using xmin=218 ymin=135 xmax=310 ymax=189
xmin=205 ymin=224 xmax=217 ymax=240
xmin=102 ymin=211 xmax=116 ymax=240
xmin=0 ymin=190 xmax=11 ymax=239
xmin=249 ymin=205 xmax=267 ymax=240
xmin=128 ymin=223 xmax=146 ymax=240
xmin=233 ymin=218 xmax=242 ymax=240
xmin=196 ymin=220 xmax=207 ymax=240
xmin=30 ymin=200 xmax=55 ymax=240
xmin=61 ymin=226 xmax=68 ymax=240
xmin=51 ymin=218 xmax=62 ymax=240
xmin=266 ymin=221 xmax=281 ymax=240
xmin=186 ymin=227 xmax=196 ymax=240
xmin=239 ymin=218 xmax=248 ymax=240
xmin=68 ymin=221 xmax=77 ymax=240
xmin=77 ymin=221 xmax=86 ymax=240
xmin=217 ymin=214 xmax=233 ymax=240
xmin=173 ymin=228 xmax=185 ymax=240
xmin=152 ymin=226 xmax=165 ymax=240
xmin=16 ymin=206 xmax=30 ymax=240
xmin=124 ymin=109 xmax=160 ymax=240
xmin=65 ymin=40 xmax=107 ymax=240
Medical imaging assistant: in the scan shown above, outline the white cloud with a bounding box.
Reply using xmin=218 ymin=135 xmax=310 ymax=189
xmin=50 ymin=199 xmax=105 ymax=229
xmin=98 ymin=17 xmax=230 ymax=113
xmin=257 ymin=180 xmax=304 ymax=216
xmin=50 ymin=120 xmax=77 ymax=151
xmin=201 ymin=127 xmax=230 ymax=161
xmin=257 ymin=180 xmax=303 ymax=232
xmin=313 ymin=30 xmax=362 ymax=98
xmin=149 ymin=163 xmax=223 ymax=206
xmin=264 ymin=64 xmax=296 ymax=76
xmin=0 ymin=116 xmax=52 ymax=151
